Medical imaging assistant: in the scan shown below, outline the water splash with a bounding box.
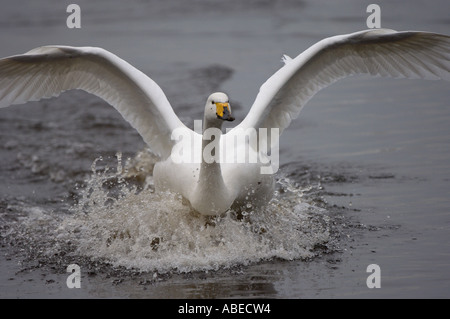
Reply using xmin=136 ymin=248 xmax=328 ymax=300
xmin=54 ymin=151 xmax=335 ymax=273
xmin=1 ymin=150 xmax=339 ymax=275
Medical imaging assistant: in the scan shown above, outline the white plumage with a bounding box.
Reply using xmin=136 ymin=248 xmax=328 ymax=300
xmin=1 ymin=29 xmax=449 ymax=215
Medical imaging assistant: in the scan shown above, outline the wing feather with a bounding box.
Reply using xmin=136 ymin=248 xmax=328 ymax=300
xmin=0 ymin=46 xmax=187 ymax=158
xmin=233 ymin=29 xmax=450 ymax=148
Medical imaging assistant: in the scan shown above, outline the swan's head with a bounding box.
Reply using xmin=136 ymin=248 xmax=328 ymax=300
xmin=205 ymin=92 xmax=235 ymax=122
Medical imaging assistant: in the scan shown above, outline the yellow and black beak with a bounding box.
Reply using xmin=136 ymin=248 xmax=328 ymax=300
xmin=216 ymin=102 xmax=235 ymax=121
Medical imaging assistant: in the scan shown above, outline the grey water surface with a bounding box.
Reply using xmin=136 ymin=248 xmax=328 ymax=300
xmin=0 ymin=0 xmax=449 ymax=298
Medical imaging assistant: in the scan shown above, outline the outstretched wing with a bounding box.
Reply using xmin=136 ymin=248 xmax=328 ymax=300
xmin=0 ymin=46 xmax=187 ymax=159
xmin=233 ymin=29 xmax=450 ymax=148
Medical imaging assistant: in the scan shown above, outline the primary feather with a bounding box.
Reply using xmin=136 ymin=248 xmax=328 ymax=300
xmin=0 ymin=46 xmax=186 ymax=159
xmin=234 ymin=29 xmax=450 ymax=147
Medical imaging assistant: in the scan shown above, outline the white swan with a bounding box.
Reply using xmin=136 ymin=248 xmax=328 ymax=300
xmin=0 ymin=29 xmax=449 ymax=215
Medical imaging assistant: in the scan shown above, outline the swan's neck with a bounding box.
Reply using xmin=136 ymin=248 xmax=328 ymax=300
xmin=192 ymin=116 xmax=232 ymax=215
xmin=199 ymin=117 xmax=226 ymax=189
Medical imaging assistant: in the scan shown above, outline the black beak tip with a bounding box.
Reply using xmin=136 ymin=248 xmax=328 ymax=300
xmin=217 ymin=115 xmax=235 ymax=121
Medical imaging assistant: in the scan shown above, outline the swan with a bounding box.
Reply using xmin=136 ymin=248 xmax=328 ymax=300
xmin=0 ymin=29 xmax=449 ymax=215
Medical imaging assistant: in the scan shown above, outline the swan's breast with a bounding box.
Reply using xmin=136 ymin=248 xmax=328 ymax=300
xmin=153 ymin=159 xmax=200 ymax=199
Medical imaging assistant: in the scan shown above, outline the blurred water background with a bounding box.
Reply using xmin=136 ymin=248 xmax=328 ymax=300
xmin=0 ymin=0 xmax=449 ymax=298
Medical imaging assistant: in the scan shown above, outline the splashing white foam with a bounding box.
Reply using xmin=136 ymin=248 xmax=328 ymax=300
xmin=56 ymin=151 xmax=333 ymax=273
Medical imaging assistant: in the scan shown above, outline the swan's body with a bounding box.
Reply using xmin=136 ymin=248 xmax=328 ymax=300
xmin=154 ymin=133 xmax=275 ymax=215
xmin=154 ymin=92 xmax=275 ymax=215
xmin=0 ymin=29 xmax=449 ymax=215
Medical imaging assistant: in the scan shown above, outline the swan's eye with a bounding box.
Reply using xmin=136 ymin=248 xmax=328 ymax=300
xmin=211 ymin=100 xmax=215 ymax=104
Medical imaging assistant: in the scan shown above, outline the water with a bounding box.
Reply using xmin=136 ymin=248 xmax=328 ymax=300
xmin=1 ymin=0 xmax=449 ymax=298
